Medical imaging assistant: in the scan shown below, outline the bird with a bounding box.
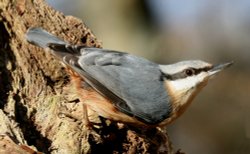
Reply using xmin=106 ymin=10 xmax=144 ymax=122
xmin=26 ymin=27 xmax=233 ymax=128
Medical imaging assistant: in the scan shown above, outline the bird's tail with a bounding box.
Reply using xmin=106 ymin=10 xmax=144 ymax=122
xmin=26 ymin=27 xmax=66 ymax=48
xmin=26 ymin=27 xmax=82 ymax=60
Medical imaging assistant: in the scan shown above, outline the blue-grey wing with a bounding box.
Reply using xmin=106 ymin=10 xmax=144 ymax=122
xmin=45 ymin=42 xmax=172 ymax=124
xmin=74 ymin=48 xmax=172 ymax=124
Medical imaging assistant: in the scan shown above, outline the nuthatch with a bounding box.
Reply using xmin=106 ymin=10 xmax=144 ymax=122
xmin=26 ymin=27 xmax=233 ymax=128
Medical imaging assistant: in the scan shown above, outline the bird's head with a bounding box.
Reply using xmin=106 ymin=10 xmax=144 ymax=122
xmin=159 ymin=60 xmax=233 ymax=123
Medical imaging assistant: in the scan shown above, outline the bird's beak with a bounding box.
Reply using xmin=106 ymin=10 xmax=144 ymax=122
xmin=208 ymin=61 xmax=233 ymax=77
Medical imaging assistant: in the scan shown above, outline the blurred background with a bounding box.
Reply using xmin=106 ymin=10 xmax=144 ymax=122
xmin=46 ymin=0 xmax=250 ymax=153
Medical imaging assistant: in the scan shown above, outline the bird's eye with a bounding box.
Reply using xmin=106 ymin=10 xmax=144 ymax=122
xmin=185 ymin=68 xmax=195 ymax=76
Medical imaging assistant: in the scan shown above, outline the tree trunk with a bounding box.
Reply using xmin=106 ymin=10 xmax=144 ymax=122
xmin=0 ymin=0 xmax=179 ymax=153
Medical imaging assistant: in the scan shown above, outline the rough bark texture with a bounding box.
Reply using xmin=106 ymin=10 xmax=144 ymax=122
xmin=0 ymin=0 xmax=179 ymax=153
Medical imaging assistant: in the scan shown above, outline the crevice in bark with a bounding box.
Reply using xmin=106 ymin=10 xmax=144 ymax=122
xmin=89 ymin=118 xmax=128 ymax=153
xmin=14 ymin=91 xmax=52 ymax=153
xmin=0 ymin=21 xmax=14 ymax=109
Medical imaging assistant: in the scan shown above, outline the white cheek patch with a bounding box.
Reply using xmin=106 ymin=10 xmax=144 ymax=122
xmin=168 ymin=76 xmax=198 ymax=92
xmin=168 ymin=73 xmax=207 ymax=92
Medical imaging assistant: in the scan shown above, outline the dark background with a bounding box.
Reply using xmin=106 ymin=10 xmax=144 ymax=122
xmin=46 ymin=0 xmax=250 ymax=153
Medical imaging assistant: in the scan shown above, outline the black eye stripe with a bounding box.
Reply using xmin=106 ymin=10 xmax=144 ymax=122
xmin=190 ymin=68 xmax=202 ymax=75
xmin=161 ymin=66 xmax=211 ymax=81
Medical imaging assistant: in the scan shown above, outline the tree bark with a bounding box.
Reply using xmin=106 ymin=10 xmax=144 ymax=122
xmin=0 ymin=0 xmax=179 ymax=153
